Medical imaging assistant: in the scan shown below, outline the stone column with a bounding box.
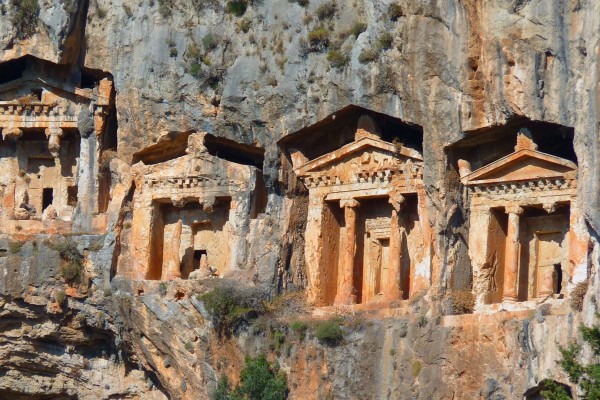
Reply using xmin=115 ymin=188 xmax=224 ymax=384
xmin=335 ymin=199 xmax=359 ymax=305
xmin=162 ymin=219 xmax=182 ymax=280
xmin=538 ymin=266 xmax=555 ymax=298
xmin=386 ymin=194 xmax=405 ymax=301
xmin=503 ymin=205 xmax=524 ymax=302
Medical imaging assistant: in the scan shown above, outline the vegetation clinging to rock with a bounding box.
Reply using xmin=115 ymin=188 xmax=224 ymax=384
xmin=316 ymin=1 xmax=336 ymax=20
xmin=388 ymin=3 xmax=403 ymax=21
xmin=570 ymin=281 xmax=588 ymax=312
xmin=199 ymin=282 xmax=267 ymax=338
xmin=315 ymin=318 xmax=343 ymax=345
xmin=327 ymin=49 xmax=348 ymax=68
xmin=53 ymin=240 xmax=84 ymax=286
xmin=448 ymin=290 xmax=475 ymax=315
xmin=542 ymin=324 xmax=600 ymax=399
xmin=11 ymin=0 xmax=39 ymax=40
xmin=214 ymin=355 xmax=288 ymax=400
xmin=307 ymin=25 xmax=330 ymax=51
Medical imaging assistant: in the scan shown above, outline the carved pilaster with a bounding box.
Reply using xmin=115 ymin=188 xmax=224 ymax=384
xmin=503 ymin=205 xmax=524 ymax=302
xmin=335 ymin=199 xmax=360 ymax=305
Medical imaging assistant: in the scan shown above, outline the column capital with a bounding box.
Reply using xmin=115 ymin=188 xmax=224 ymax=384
xmin=2 ymin=127 xmax=23 ymax=140
xmin=505 ymin=205 xmax=524 ymax=215
xmin=542 ymin=201 xmax=557 ymax=213
xmin=45 ymin=127 xmax=63 ymax=138
xmin=389 ymin=192 xmax=406 ymax=212
xmin=340 ymin=199 xmax=360 ymax=209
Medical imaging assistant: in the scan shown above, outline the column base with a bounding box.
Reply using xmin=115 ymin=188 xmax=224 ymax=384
xmin=502 ymin=296 xmax=517 ymax=303
xmin=334 ymin=293 xmax=356 ymax=306
xmin=383 ymin=290 xmax=403 ymax=302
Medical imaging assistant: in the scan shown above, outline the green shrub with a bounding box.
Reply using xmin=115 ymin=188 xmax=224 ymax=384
xmin=542 ymin=324 xmax=600 ymax=399
xmin=202 ymin=33 xmax=219 ymax=51
xmin=61 ymin=260 xmax=83 ymax=285
xmin=377 ymin=32 xmax=393 ymax=50
xmin=539 ymin=379 xmax=573 ymax=399
xmin=315 ymin=319 xmax=343 ymax=345
xmin=184 ymin=342 xmax=194 ymax=353
xmin=54 ymin=240 xmax=84 ymax=265
xmin=159 ymin=282 xmax=167 ymax=296
xmin=214 ymin=374 xmax=232 ymax=400
xmin=239 ymin=356 xmax=287 ymax=400
xmin=290 ymin=320 xmax=308 ymax=339
xmin=157 ymin=0 xmax=172 ymax=17
xmin=8 ymin=241 xmax=23 ymax=254
xmin=417 ymin=315 xmax=428 ymax=327
xmin=388 ymin=3 xmax=403 ymax=21
xmin=238 ymin=18 xmax=252 ymax=33
xmin=11 ymin=0 xmax=40 ymax=40
xmin=200 ymin=284 xmax=265 ymax=338
xmin=327 ymin=49 xmax=348 ymax=68
xmin=350 ymin=22 xmax=367 ymax=37
xmin=169 ymin=47 xmax=178 ymax=57
xmin=316 ymin=1 xmax=336 ymax=20
xmin=308 ymin=25 xmax=329 ymax=51
xmin=270 ymin=328 xmax=286 ymax=351
xmin=225 ymin=0 xmax=247 ymax=16
xmin=53 ymin=240 xmax=84 ymax=285
xmin=214 ymin=356 xmax=288 ymax=400
xmin=358 ymin=48 xmax=378 ymax=63
xmin=189 ymin=62 xmax=202 ymax=78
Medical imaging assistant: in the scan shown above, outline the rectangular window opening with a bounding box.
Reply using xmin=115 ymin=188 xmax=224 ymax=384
xmin=42 ymin=188 xmax=53 ymax=211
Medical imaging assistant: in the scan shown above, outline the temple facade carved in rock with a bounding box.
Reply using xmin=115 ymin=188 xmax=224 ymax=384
xmin=460 ymin=129 xmax=589 ymax=310
xmin=284 ymin=110 xmax=432 ymax=307
xmin=122 ymin=132 xmax=265 ymax=281
xmin=0 ymin=57 xmax=113 ymax=235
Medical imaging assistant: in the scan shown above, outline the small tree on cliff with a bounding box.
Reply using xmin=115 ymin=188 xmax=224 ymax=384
xmin=214 ymin=355 xmax=288 ymax=400
xmin=542 ymin=324 xmax=600 ymax=399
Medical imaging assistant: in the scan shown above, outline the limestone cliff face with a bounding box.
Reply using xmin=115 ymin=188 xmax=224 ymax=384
xmin=0 ymin=0 xmax=599 ymax=399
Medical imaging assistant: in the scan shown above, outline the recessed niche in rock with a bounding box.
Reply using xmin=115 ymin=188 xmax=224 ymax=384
xmin=282 ymin=106 xmax=430 ymax=307
xmin=0 ymin=56 xmax=114 ymax=234
xmin=124 ymin=132 xmax=265 ymax=280
xmin=459 ymin=128 xmax=589 ymax=309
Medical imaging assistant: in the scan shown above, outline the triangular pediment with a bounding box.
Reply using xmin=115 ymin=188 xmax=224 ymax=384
xmin=296 ymin=137 xmax=422 ymax=176
xmin=0 ymin=77 xmax=93 ymax=104
xmin=464 ymin=149 xmax=576 ymax=185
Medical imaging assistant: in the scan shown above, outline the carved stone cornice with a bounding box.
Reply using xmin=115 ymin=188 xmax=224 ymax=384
xmin=469 ymin=178 xmax=576 ymax=195
xmin=0 ymin=102 xmax=61 ymax=116
xmin=301 ymin=165 xmax=423 ymax=189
